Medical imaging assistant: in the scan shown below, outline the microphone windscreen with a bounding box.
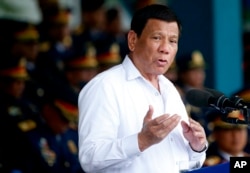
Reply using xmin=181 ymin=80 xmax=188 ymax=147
xmin=186 ymin=89 xmax=214 ymax=107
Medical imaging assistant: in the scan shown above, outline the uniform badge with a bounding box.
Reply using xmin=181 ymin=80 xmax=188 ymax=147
xmin=67 ymin=140 xmax=78 ymax=154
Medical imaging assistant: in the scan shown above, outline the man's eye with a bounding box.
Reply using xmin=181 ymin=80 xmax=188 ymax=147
xmin=153 ymin=36 xmax=161 ymax=40
xmin=170 ymin=40 xmax=177 ymax=44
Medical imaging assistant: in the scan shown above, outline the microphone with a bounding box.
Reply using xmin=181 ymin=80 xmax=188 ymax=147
xmin=204 ymin=88 xmax=250 ymax=109
xmin=185 ymin=89 xmax=213 ymax=107
xmin=186 ymin=88 xmax=249 ymax=124
xmin=185 ymin=88 xmax=239 ymax=113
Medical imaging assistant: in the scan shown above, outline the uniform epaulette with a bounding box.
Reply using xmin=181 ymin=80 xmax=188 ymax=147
xmin=17 ymin=119 xmax=37 ymax=132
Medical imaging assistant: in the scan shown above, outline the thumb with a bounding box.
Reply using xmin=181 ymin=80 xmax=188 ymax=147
xmin=143 ymin=105 xmax=154 ymax=125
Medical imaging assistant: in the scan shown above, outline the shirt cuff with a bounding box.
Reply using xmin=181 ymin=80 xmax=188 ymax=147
xmin=122 ymin=133 xmax=142 ymax=158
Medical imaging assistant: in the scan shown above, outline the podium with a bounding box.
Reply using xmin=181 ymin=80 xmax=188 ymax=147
xmin=188 ymin=162 xmax=229 ymax=173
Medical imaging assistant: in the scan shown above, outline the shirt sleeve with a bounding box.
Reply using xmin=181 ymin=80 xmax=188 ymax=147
xmin=78 ymin=77 xmax=142 ymax=172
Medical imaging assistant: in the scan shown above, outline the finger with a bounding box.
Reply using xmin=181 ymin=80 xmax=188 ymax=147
xmin=158 ymin=115 xmax=181 ymax=136
xmin=189 ymin=118 xmax=200 ymax=125
xmin=159 ymin=115 xmax=181 ymax=131
xmin=143 ymin=105 xmax=154 ymax=124
xmin=153 ymin=114 xmax=171 ymax=125
xmin=189 ymin=123 xmax=206 ymax=138
xmin=189 ymin=118 xmax=202 ymax=130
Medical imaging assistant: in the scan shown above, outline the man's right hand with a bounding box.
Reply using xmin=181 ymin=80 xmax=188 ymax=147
xmin=138 ymin=105 xmax=181 ymax=151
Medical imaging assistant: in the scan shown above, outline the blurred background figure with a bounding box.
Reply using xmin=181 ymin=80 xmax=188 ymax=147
xmin=8 ymin=21 xmax=47 ymax=109
xmin=37 ymin=3 xmax=74 ymax=69
xmin=0 ymin=19 xmax=40 ymax=63
xmin=104 ymin=6 xmax=129 ymax=61
xmin=39 ymin=94 xmax=85 ymax=173
xmin=231 ymin=86 xmax=250 ymax=153
xmin=53 ymin=45 xmax=100 ymax=107
xmin=175 ymin=50 xmax=212 ymax=136
xmin=0 ymin=57 xmax=84 ymax=172
xmin=203 ymin=109 xmax=250 ymax=167
xmin=73 ymin=0 xmax=126 ymax=72
xmin=36 ymin=4 xmax=76 ymax=103
xmin=72 ymin=0 xmax=107 ymax=53
xmin=63 ymin=45 xmax=99 ymax=92
xmin=96 ymin=40 xmax=122 ymax=73
xmin=0 ymin=57 xmax=45 ymax=173
xmin=0 ymin=18 xmax=47 ymax=110
xmin=176 ymin=50 xmax=207 ymax=92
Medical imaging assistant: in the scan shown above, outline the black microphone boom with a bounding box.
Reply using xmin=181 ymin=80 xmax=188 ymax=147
xmin=185 ymin=88 xmax=238 ymax=113
xmin=204 ymin=87 xmax=250 ymax=109
xmin=186 ymin=88 xmax=250 ymax=125
xmin=185 ymin=89 xmax=213 ymax=107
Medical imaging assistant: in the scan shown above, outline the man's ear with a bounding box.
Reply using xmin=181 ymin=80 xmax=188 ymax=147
xmin=127 ymin=30 xmax=137 ymax=51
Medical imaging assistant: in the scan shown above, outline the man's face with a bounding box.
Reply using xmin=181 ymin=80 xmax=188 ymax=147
xmin=128 ymin=19 xmax=179 ymax=79
xmin=215 ymin=128 xmax=248 ymax=155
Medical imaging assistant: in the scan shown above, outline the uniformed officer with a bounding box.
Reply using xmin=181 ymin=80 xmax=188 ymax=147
xmin=231 ymin=87 xmax=250 ymax=153
xmin=39 ymin=95 xmax=84 ymax=173
xmin=35 ymin=6 xmax=75 ymax=102
xmin=104 ymin=7 xmax=129 ymax=61
xmin=72 ymin=0 xmax=107 ymax=69
xmin=175 ymin=50 xmax=212 ymax=136
xmin=96 ymin=41 xmax=122 ymax=72
xmin=0 ymin=19 xmax=46 ymax=111
xmin=175 ymin=50 xmax=207 ymax=93
xmin=0 ymin=56 xmax=84 ymax=173
xmin=63 ymin=44 xmax=99 ymax=93
xmin=203 ymin=109 xmax=250 ymax=167
xmin=0 ymin=57 xmax=45 ymax=173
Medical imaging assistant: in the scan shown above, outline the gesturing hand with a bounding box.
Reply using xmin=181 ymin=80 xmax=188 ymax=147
xmin=181 ymin=118 xmax=207 ymax=152
xmin=138 ymin=105 xmax=181 ymax=151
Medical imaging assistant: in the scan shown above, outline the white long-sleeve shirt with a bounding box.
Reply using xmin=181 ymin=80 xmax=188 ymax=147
xmin=78 ymin=56 xmax=206 ymax=173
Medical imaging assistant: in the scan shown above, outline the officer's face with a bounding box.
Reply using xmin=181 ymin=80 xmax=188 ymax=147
xmin=215 ymin=128 xmax=248 ymax=155
xmin=128 ymin=19 xmax=179 ymax=80
xmin=7 ymin=79 xmax=26 ymax=99
xmin=181 ymin=68 xmax=206 ymax=88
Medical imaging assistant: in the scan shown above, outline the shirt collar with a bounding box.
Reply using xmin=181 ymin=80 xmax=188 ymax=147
xmin=122 ymin=55 xmax=142 ymax=81
xmin=122 ymin=55 xmax=170 ymax=86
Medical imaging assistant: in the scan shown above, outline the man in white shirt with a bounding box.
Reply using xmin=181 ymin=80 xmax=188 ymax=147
xmin=78 ymin=4 xmax=207 ymax=173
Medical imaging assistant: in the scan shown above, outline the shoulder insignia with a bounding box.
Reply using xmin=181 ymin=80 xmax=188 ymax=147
xmin=17 ymin=119 xmax=37 ymax=132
